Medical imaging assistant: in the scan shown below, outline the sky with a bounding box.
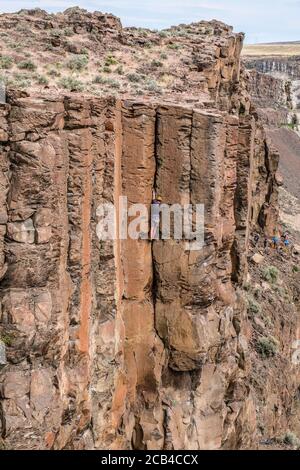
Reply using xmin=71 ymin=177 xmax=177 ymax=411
xmin=0 ymin=0 xmax=299 ymax=44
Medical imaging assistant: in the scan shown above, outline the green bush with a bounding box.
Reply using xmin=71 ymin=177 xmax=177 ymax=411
xmin=283 ymin=432 xmax=300 ymax=448
xmin=102 ymin=66 xmax=111 ymax=74
xmin=158 ymin=31 xmax=169 ymax=38
xmin=168 ymin=43 xmax=180 ymax=50
xmin=160 ymin=52 xmax=168 ymax=60
xmin=151 ymin=59 xmax=163 ymax=68
xmin=127 ymin=73 xmax=142 ymax=83
xmin=256 ymin=336 xmax=279 ymax=358
xmin=67 ymin=55 xmax=88 ymax=72
xmin=47 ymin=69 xmax=61 ymax=77
xmin=175 ymin=30 xmax=188 ymax=37
xmin=17 ymin=59 xmax=36 ymax=71
xmin=50 ymin=29 xmax=63 ymax=37
xmin=35 ymin=75 xmax=49 ymax=85
xmin=105 ymin=55 xmax=118 ymax=66
xmin=0 ymin=55 xmax=13 ymax=70
xmin=16 ymin=24 xmax=30 ymax=33
xmin=64 ymin=27 xmax=74 ymax=37
xmin=59 ymin=77 xmax=84 ymax=92
xmin=0 ymin=334 xmax=12 ymax=347
xmin=8 ymin=41 xmax=22 ymax=50
xmin=263 ymin=266 xmax=279 ymax=284
xmin=10 ymin=73 xmax=32 ymax=88
xmin=93 ymin=76 xmax=120 ymax=88
xmin=247 ymin=297 xmax=261 ymax=315
xmin=292 ymin=265 xmax=299 ymax=273
xmin=146 ymin=79 xmax=161 ymax=93
xmin=116 ymin=65 xmax=124 ymax=75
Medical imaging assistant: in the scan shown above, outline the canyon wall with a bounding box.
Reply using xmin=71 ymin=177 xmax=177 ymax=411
xmin=1 ymin=11 xmax=294 ymax=451
xmin=247 ymin=70 xmax=292 ymax=112
xmin=0 ymin=94 xmax=279 ymax=450
xmin=244 ymin=56 xmax=300 ymax=79
xmin=244 ymin=56 xmax=300 ymax=131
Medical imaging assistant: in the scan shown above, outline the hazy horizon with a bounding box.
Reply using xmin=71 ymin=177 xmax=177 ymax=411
xmin=0 ymin=0 xmax=299 ymax=44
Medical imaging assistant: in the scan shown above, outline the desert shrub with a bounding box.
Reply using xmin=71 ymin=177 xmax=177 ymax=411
xmin=64 ymin=27 xmax=74 ymax=37
xmin=108 ymin=79 xmax=120 ymax=89
xmin=256 ymin=336 xmax=279 ymax=358
xmin=160 ymin=52 xmax=168 ymax=60
xmin=253 ymin=286 xmax=262 ymax=299
xmin=102 ymin=66 xmax=111 ymax=74
xmin=44 ymin=44 xmax=55 ymax=51
xmin=145 ymin=79 xmax=161 ymax=93
xmin=9 ymin=73 xmax=32 ymax=89
xmin=136 ymin=28 xmax=149 ymax=37
xmin=59 ymin=77 xmax=84 ymax=92
xmin=283 ymin=432 xmax=300 ymax=448
xmin=0 ymin=334 xmax=13 ymax=347
xmin=47 ymin=69 xmax=61 ymax=77
xmin=263 ymin=266 xmax=279 ymax=284
xmin=16 ymin=24 xmax=30 ymax=33
xmin=116 ymin=65 xmax=124 ymax=75
xmin=67 ymin=55 xmax=88 ymax=72
xmin=8 ymin=41 xmax=22 ymax=50
xmin=50 ymin=29 xmax=63 ymax=37
xmin=168 ymin=43 xmax=180 ymax=50
xmin=247 ymin=296 xmax=261 ymax=316
xmin=93 ymin=75 xmax=106 ymax=84
xmin=105 ymin=55 xmax=118 ymax=66
xmin=292 ymin=265 xmax=299 ymax=273
xmin=17 ymin=59 xmax=36 ymax=71
xmin=93 ymin=76 xmax=120 ymax=88
xmin=0 ymin=55 xmax=13 ymax=70
xmin=176 ymin=30 xmax=188 ymax=37
xmin=158 ymin=31 xmax=168 ymax=38
xmin=127 ymin=73 xmax=142 ymax=83
xmin=35 ymin=74 xmax=49 ymax=85
xmin=151 ymin=59 xmax=163 ymax=68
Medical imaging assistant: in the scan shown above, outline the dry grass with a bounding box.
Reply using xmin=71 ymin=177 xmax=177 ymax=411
xmin=242 ymin=42 xmax=300 ymax=57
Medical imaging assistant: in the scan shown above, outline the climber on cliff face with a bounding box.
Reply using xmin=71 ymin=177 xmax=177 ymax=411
xmin=283 ymin=232 xmax=291 ymax=253
xmin=150 ymin=196 xmax=162 ymax=240
xmin=272 ymin=229 xmax=280 ymax=250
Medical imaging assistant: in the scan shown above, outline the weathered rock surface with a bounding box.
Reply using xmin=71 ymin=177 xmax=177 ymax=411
xmin=1 ymin=12 xmax=298 ymax=452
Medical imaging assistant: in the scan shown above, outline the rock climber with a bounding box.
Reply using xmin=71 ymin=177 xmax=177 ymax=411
xmin=253 ymin=233 xmax=260 ymax=246
xmin=283 ymin=232 xmax=290 ymax=252
xmin=150 ymin=196 xmax=162 ymax=240
xmin=272 ymin=229 xmax=280 ymax=250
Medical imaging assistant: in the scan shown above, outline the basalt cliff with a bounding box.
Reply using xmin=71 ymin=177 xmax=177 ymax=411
xmin=0 ymin=8 xmax=300 ymax=451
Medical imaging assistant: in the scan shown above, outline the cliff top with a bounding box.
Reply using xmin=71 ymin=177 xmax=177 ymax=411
xmin=0 ymin=7 xmax=244 ymax=107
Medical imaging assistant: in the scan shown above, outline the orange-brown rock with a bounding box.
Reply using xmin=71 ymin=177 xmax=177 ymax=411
xmin=1 ymin=11 xmax=295 ymax=452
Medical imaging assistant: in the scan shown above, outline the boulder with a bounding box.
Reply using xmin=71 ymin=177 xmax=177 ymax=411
xmin=252 ymin=253 xmax=265 ymax=264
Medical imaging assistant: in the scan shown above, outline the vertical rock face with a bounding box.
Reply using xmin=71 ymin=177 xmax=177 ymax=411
xmin=243 ymin=55 xmax=300 ymax=132
xmin=0 ymin=23 xmax=280 ymax=450
xmin=247 ymin=70 xmax=292 ymax=110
